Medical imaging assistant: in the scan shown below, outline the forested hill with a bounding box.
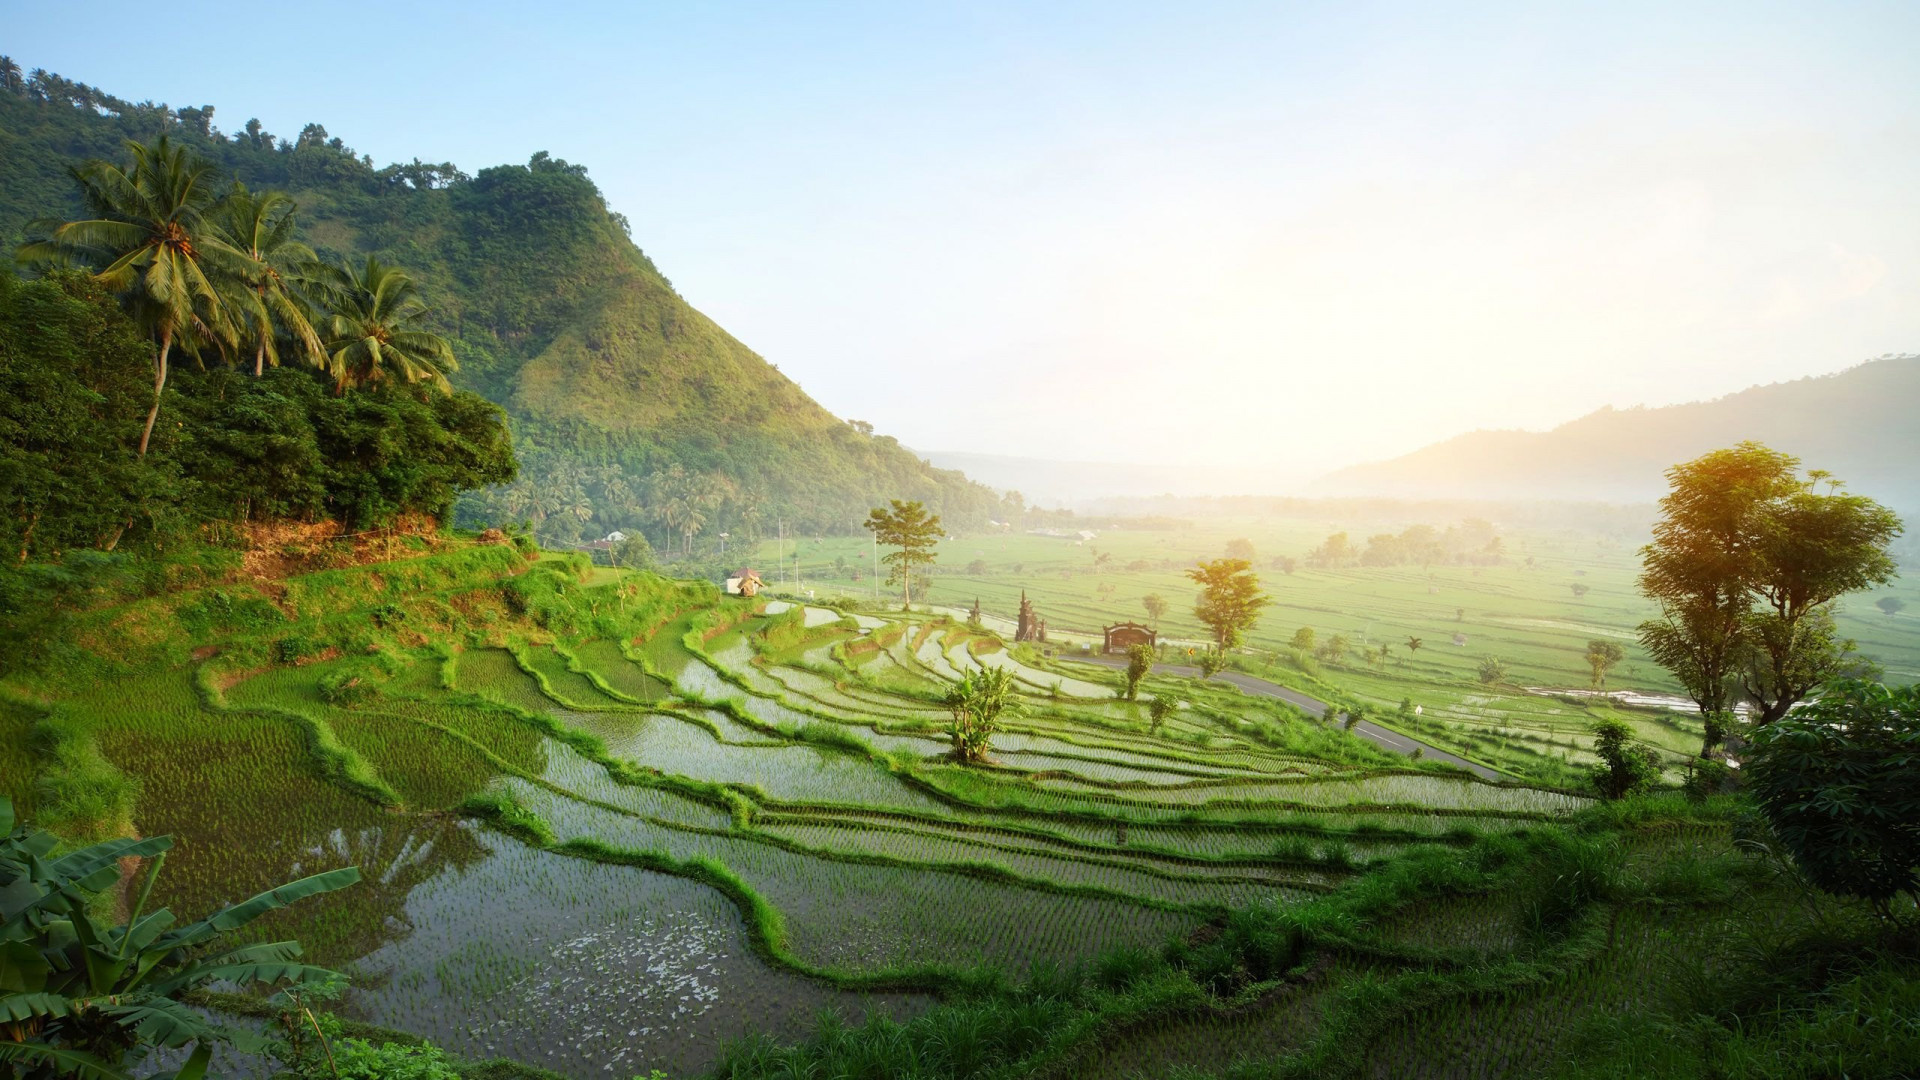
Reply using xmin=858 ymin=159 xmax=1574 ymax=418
xmin=1316 ymin=356 xmax=1920 ymax=507
xmin=0 ymin=64 xmax=1005 ymax=545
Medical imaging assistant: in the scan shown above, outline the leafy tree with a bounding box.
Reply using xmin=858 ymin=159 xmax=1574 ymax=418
xmin=1740 ymin=476 xmax=1901 ymax=725
xmin=1146 ymin=695 xmax=1177 ymax=734
xmin=1185 ymin=558 xmax=1268 ymax=651
xmin=613 ymin=532 xmax=655 ymax=571
xmin=1322 ymin=634 xmax=1349 ymax=664
xmin=1141 ymin=593 xmax=1168 ymax=626
xmin=1588 ymin=720 xmax=1661 ymax=800
xmin=864 ymin=499 xmax=942 ymax=609
xmin=1124 ymin=643 xmax=1154 ymax=701
xmin=0 ymin=797 xmax=359 ymax=1077
xmin=1745 ymin=680 xmax=1920 ymax=918
xmin=208 ymin=183 xmax=321 ymax=377
xmin=965 ymin=558 xmax=988 ymax=575
xmin=1343 ymin=705 xmax=1362 ymax=732
xmin=1878 ymin=596 xmax=1907 ymax=618
xmin=1291 ymin=627 xmax=1315 ymax=652
xmin=20 ymin=136 xmax=245 ymax=457
xmin=1570 ymin=583 xmax=1590 ymax=598
xmin=1224 ymin=538 xmax=1256 ymax=561
xmin=1270 ymin=555 xmax=1297 ymax=575
xmin=1585 ymin=640 xmax=1625 ymax=690
xmin=942 ymin=666 xmax=1020 ymax=762
xmin=309 ymin=255 xmax=456 ymax=393
xmin=1477 ymin=655 xmax=1509 ymax=685
xmin=1197 ymin=651 xmax=1228 ymax=678
xmin=1638 ymin=444 xmax=1901 ymax=754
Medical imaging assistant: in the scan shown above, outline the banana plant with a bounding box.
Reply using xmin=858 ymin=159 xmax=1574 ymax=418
xmin=0 ymin=797 xmax=358 ymax=1079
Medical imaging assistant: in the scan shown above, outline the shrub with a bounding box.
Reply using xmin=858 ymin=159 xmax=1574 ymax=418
xmin=1745 ymin=679 xmax=1920 ymax=915
xmin=318 ymin=668 xmax=375 ymax=706
xmin=1589 ymin=719 xmax=1662 ymax=800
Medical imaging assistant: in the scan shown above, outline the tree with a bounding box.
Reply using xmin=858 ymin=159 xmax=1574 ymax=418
xmin=1291 ymin=627 xmax=1315 ymax=652
xmin=864 ymin=499 xmax=942 ymax=609
xmin=1141 ymin=593 xmax=1169 ymax=626
xmin=1740 ymin=477 xmax=1901 ymax=725
xmin=1879 ymin=596 xmax=1907 ymax=619
xmin=209 ymin=184 xmax=322 ymax=377
xmin=1124 ymin=643 xmax=1154 ymax=701
xmin=1638 ymin=444 xmax=1902 ymax=754
xmin=1477 ymin=655 xmax=1509 ymax=685
xmin=1185 ymin=558 xmax=1268 ymax=651
xmin=1569 ymin=583 xmax=1590 ymax=598
xmin=20 ymin=136 xmax=246 ymax=457
xmin=1147 ymin=695 xmax=1177 ymax=734
xmin=1405 ymin=636 xmax=1423 ymax=656
xmin=1745 ymin=680 xmax=1920 ymax=918
xmin=1224 ymin=537 xmax=1256 ymax=561
xmin=1585 ymin=640 xmax=1625 ymax=690
xmin=1588 ymin=719 xmax=1661 ymax=800
xmin=942 ymin=667 xmax=1020 ymax=762
xmin=309 ymin=256 xmax=457 ymax=394
xmin=1343 ymin=705 xmax=1362 ymax=732
xmin=1271 ymin=555 xmax=1297 ymax=575
xmin=0 ymin=797 xmax=360 ymax=1077
xmin=966 ymin=558 xmax=988 ymax=575
xmin=614 ymin=532 xmax=655 ymax=571
xmin=1323 ymin=633 xmax=1349 ymax=663
xmin=1197 ymin=650 xmax=1228 ymax=678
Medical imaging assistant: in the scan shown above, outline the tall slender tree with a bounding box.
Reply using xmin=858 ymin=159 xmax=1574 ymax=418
xmin=864 ymin=499 xmax=942 ymax=609
xmin=20 ymin=137 xmax=245 ymax=456
xmin=210 ymin=184 xmax=322 ymax=377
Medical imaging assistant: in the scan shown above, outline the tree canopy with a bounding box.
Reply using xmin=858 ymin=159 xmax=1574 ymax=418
xmin=1186 ymin=558 xmax=1268 ymax=651
xmin=1637 ymin=443 xmax=1901 ymax=753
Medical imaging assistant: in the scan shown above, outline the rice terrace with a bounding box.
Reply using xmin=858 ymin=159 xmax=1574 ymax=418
xmin=4 ymin=7 xmax=1920 ymax=1080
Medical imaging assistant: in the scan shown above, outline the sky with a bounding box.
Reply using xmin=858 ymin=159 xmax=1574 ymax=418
xmin=10 ymin=1 xmax=1920 ymax=481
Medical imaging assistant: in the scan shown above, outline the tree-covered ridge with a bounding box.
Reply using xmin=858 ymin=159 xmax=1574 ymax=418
xmin=0 ymin=61 xmax=1014 ymax=550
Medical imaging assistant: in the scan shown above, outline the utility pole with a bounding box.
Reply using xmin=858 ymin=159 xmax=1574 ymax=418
xmin=777 ymin=518 xmax=784 ymax=589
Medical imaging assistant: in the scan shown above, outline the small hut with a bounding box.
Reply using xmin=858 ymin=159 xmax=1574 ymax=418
xmin=725 ymin=568 xmax=764 ymax=597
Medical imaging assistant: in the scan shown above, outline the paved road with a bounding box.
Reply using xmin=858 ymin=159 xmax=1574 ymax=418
xmin=1065 ymin=655 xmax=1504 ymax=782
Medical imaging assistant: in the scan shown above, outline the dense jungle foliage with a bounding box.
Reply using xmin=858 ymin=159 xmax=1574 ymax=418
xmin=0 ymin=64 xmax=1014 ymax=550
xmin=0 ymin=271 xmax=515 ymax=561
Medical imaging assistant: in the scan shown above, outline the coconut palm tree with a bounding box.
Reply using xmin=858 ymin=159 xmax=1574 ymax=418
xmin=19 ymin=136 xmax=246 ymax=456
xmin=210 ymin=184 xmax=322 ymax=376
xmin=309 ymin=255 xmax=456 ymax=393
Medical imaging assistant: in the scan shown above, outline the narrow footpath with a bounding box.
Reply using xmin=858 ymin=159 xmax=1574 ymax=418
xmin=1065 ymin=655 xmax=1505 ymax=782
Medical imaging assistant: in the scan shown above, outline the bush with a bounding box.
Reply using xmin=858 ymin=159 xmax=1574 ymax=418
xmin=318 ymin=668 xmax=375 ymax=706
xmin=1745 ymin=679 xmax=1920 ymax=915
xmin=1589 ymin=719 xmax=1662 ymax=800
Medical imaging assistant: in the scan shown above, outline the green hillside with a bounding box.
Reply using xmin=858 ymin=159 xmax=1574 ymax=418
xmin=0 ymin=66 xmax=1006 ymax=546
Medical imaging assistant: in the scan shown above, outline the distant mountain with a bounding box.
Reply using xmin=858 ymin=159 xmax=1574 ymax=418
xmin=0 ymin=66 xmax=1004 ymax=544
xmin=1315 ymin=358 xmax=1920 ymax=507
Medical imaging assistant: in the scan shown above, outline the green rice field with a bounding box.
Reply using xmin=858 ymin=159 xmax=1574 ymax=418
xmin=6 ymin=540 xmax=1899 ymax=1078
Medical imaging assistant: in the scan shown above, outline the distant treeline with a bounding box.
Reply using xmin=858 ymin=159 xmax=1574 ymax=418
xmin=1077 ymin=493 xmax=1657 ymax=537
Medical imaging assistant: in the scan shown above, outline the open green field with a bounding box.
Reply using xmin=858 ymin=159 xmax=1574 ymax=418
xmin=6 ymin=539 xmax=1910 ymax=1078
xmin=749 ymin=515 xmax=1920 ymax=785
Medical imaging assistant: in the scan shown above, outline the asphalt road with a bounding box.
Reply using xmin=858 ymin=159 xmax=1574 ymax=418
xmin=1065 ymin=655 xmax=1504 ymax=782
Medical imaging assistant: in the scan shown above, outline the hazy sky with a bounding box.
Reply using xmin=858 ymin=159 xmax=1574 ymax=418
xmin=12 ymin=1 xmax=1919 ymax=479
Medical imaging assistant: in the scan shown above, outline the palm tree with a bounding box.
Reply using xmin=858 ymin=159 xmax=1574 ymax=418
xmin=1406 ymin=636 xmax=1423 ymax=656
xmin=211 ymin=184 xmax=322 ymax=376
xmin=19 ymin=136 xmax=246 ymax=456
xmin=310 ymin=255 xmax=456 ymax=393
